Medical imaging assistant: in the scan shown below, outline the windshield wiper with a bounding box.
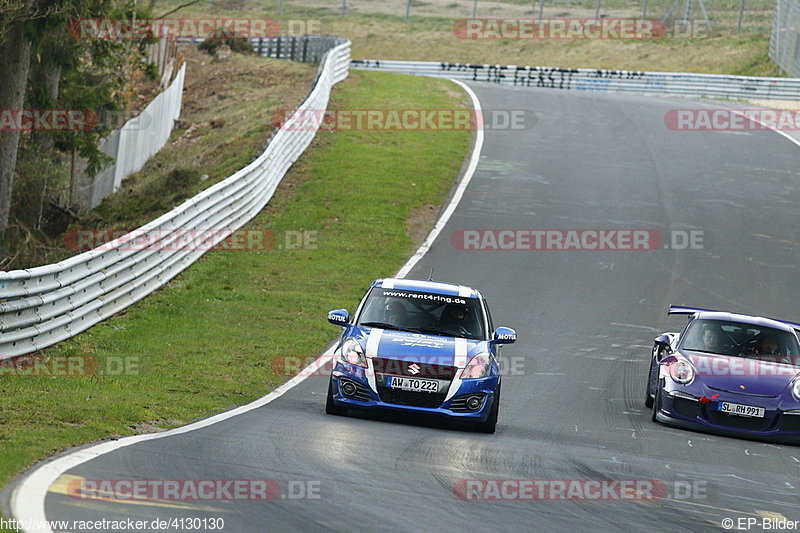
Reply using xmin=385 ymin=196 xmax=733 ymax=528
xmin=406 ymin=326 xmax=481 ymax=340
xmin=361 ymin=322 xmax=478 ymax=339
xmin=359 ymin=321 xmax=401 ymax=331
xmin=403 ymin=326 xmax=447 ymax=336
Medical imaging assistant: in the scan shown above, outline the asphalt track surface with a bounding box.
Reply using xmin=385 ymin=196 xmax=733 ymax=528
xmin=18 ymin=84 xmax=800 ymax=532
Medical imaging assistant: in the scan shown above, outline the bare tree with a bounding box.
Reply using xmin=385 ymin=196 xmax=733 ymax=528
xmin=0 ymin=13 xmax=32 ymax=236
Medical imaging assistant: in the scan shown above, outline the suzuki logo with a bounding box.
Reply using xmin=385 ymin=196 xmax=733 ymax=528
xmin=408 ymin=363 xmax=421 ymax=375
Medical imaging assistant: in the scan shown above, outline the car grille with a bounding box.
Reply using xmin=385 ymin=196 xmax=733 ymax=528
xmin=372 ymin=358 xmax=457 ymax=379
xmin=707 ymin=411 xmax=773 ymax=431
xmin=339 ymin=378 xmax=373 ymax=402
xmin=673 ymin=397 xmax=698 ymax=418
xmin=377 ymin=387 xmax=447 ymax=408
xmin=778 ymin=414 xmax=800 ymax=432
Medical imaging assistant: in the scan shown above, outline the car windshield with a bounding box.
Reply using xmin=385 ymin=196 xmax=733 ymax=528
xmin=357 ymin=287 xmax=486 ymax=340
xmin=679 ymin=318 xmax=800 ymax=364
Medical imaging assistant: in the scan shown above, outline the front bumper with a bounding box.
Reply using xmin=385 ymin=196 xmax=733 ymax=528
xmin=655 ymin=385 xmax=800 ymax=444
xmin=329 ymin=362 xmax=497 ymax=421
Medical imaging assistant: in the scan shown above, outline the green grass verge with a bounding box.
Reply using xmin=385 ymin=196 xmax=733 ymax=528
xmin=0 ymin=70 xmax=470 ymax=501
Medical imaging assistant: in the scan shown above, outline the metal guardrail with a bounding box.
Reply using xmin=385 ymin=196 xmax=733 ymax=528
xmin=0 ymin=37 xmax=351 ymax=358
xmin=178 ymin=35 xmax=352 ymax=63
xmin=255 ymin=35 xmax=350 ymax=62
xmin=771 ymin=0 xmax=800 ymax=77
xmin=351 ymin=59 xmax=800 ymax=100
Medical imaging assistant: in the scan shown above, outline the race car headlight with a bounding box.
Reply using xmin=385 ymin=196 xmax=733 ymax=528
xmin=792 ymin=379 xmax=800 ymax=401
xmin=461 ymin=353 xmax=491 ymax=379
xmin=340 ymin=339 xmax=367 ymax=368
xmin=671 ymin=360 xmax=695 ymax=385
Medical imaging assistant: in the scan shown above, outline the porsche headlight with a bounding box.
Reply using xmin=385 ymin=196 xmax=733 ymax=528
xmin=340 ymin=338 xmax=367 ymax=368
xmin=792 ymin=379 xmax=800 ymax=401
xmin=461 ymin=353 xmax=491 ymax=379
xmin=671 ymin=359 xmax=695 ymax=385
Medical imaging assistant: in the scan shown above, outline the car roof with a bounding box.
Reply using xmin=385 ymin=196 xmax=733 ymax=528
xmin=694 ymin=311 xmax=797 ymax=333
xmin=371 ymin=278 xmax=481 ymax=299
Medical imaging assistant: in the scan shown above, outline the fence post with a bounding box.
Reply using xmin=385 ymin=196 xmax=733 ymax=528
xmin=737 ymin=0 xmax=745 ymax=31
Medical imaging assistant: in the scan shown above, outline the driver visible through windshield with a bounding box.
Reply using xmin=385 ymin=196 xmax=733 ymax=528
xmin=358 ymin=288 xmax=486 ymax=340
xmin=679 ymin=318 xmax=800 ymax=364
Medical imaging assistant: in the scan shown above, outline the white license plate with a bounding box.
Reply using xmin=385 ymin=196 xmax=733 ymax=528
xmin=717 ymin=402 xmax=765 ymax=418
xmin=385 ymin=376 xmax=441 ymax=393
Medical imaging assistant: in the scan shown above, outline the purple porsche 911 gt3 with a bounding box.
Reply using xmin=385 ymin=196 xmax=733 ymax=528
xmin=647 ymin=305 xmax=800 ymax=443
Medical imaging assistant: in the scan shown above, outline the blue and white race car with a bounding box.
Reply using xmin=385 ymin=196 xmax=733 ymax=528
xmin=325 ymin=278 xmax=516 ymax=433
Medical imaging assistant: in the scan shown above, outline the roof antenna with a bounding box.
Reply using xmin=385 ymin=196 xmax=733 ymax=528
xmin=428 ymin=265 xmax=434 ymax=281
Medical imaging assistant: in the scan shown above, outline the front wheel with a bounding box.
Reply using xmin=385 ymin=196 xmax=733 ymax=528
xmin=325 ymin=378 xmax=348 ymax=416
xmin=644 ymin=363 xmax=655 ymax=408
xmin=475 ymin=384 xmax=500 ymax=434
xmin=651 ymin=384 xmax=662 ymax=422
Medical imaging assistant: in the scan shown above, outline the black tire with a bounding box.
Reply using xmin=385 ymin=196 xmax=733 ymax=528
xmin=325 ymin=378 xmax=347 ymax=416
xmin=644 ymin=366 xmax=654 ymax=408
xmin=475 ymin=383 xmax=500 ymax=434
xmin=651 ymin=384 xmax=661 ymax=422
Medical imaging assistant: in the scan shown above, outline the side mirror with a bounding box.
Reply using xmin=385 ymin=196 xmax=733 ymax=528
xmin=653 ymin=334 xmax=672 ymax=360
xmin=327 ymin=309 xmax=349 ymax=326
xmin=491 ymin=327 xmax=516 ymax=344
xmin=654 ymin=334 xmax=672 ymax=349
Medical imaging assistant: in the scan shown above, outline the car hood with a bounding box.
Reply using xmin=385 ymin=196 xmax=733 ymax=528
xmin=681 ymin=351 xmax=800 ymax=396
xmin=349 ymin=326 xmax=487 ymax=368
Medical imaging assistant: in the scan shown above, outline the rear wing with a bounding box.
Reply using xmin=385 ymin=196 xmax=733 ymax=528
xmin=668 ymin=305 xmax=800 ymax=332
xmin=668 ymin=305 xmax=718 ymax=316
xmin=776 ymin=318 xmax=800 ymax=332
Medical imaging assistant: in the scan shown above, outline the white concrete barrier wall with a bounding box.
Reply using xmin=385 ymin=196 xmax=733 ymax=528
xmin=79 ymin=64 xmax=186 ymax=209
